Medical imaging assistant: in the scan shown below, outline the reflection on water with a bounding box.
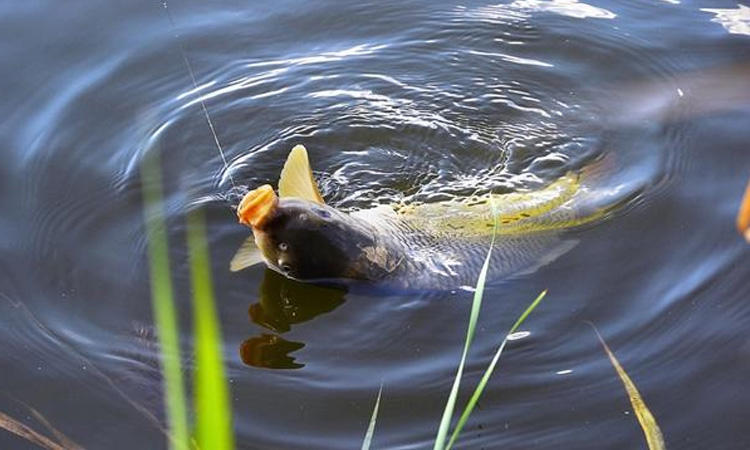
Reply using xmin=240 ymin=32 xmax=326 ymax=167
xmin=240 ymin=334 xmax=305 ymax=369
xmin=508 ymin=0 xmax=616 ymax=20
xmin=701 ymin=5 xmax=750 ymax=36
xmin=241 ymin=269 xmax=346 ymax=369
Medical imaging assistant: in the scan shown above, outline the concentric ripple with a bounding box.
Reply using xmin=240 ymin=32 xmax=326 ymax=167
xmin=2 ymin=0 xmax=749 ymax=449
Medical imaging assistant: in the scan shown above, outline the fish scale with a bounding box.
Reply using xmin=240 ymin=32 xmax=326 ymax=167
xmin=392 ymin=172 xmax=581 ymax=237
xmin=352 ymin=204 xmax=578 ymax=289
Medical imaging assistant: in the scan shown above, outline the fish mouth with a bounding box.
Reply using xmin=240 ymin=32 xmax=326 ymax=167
xmin=238 ymin=184 xmax=278 ymax=228
xmin=246 ymin=227 xmax=303 ymax=281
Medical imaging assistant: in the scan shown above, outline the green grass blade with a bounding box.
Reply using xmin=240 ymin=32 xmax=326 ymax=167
xmin=434 ymin=205 xmax=499 ymax=450
xmin=186 ymin=209 xmax=235 ymax=450
xmin=141 ymin=153 xmax=191 ymax=450
xmin=506 ymin=290 xmax=548 ymax=336
xmin=445 ymin=290 xmax=547 ymax=450
xmin=361 ymin=384 xmax=383 ymax=450
xmin=589 ymin=324 xmax=665 ymax=450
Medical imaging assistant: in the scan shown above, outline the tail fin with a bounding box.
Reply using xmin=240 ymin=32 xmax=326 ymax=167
xmin=580 ymin=151 xmax=617 ymax=186
xmin=492 ymin=152 xmax=625 ymax=235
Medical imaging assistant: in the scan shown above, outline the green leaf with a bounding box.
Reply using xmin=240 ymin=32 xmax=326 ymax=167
xmin=141 ymin=152 xmax=190 ymax=450
xmin=187 ymin=209 xmax=235 ymax=450
xmin=445 ymin=290 xmax=548 ymax=450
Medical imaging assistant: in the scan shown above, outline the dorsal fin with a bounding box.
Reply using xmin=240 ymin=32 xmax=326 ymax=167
xmin=278 ymin=145 xmax=325 ymax=204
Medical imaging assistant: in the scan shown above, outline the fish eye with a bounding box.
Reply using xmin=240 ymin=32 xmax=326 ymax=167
xmin=278 ymin=242 xmax=288 ymax=251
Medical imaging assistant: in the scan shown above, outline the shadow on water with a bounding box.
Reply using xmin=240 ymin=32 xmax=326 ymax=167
xmin=240 ymin=269 xmax=347 ymax=369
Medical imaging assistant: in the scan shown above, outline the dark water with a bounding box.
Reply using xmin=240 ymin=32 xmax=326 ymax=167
xmin=2 ymin=0 xmax=749 ymax=448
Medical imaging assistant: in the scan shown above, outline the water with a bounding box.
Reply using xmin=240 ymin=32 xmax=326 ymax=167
xmin=1 ymin=0 xmax=749 ymax=448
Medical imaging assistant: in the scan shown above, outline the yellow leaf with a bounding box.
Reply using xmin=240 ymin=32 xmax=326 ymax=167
xmin=591 ymin=325 xmax=665 ymax=450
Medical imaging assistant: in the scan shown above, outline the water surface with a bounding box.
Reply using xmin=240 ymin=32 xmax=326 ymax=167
xmin=1 ymin=0 xmax=749 ymax=448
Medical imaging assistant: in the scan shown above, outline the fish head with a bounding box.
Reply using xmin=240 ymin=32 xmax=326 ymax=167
xmin=233 ymin=144 xmax=401 ymax=282
xmin=237 ymin=185 xmax=376 ymax=281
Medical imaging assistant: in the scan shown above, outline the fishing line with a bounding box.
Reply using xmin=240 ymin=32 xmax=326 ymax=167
xmin=161 ymin=1 xmax=237 ymax=191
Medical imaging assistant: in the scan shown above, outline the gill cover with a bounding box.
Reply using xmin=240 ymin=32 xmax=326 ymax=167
xmin=230 ymin=145 xmax=325 ymax=272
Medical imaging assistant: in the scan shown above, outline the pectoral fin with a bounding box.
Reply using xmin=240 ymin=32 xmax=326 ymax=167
xmin=278 ymin=145 xmax=325 ymax=204
xmin=230 ymin=237 xmax=266 ymax=272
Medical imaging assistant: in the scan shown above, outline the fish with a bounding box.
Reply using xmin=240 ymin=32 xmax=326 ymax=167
xmin=231 ymin=145 xmax=623 ymax=289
